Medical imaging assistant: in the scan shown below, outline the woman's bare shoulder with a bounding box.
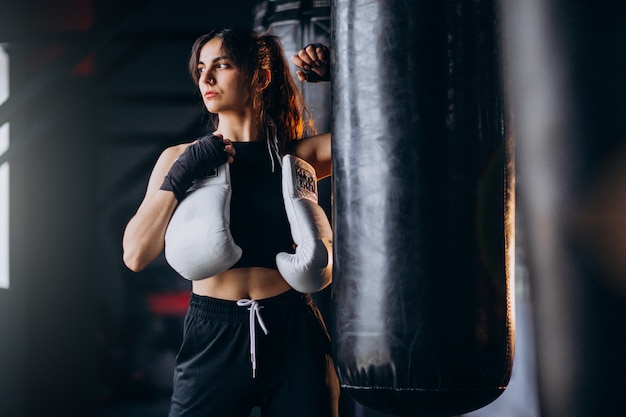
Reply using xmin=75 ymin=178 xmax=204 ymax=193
xmin=161 ymin=141 xmax=193 ymax=159
xmin=143 ymin=141 xmax=195 ymax=192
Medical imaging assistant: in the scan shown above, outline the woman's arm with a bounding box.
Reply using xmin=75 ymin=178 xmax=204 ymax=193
xmin=290 ymin=44 xmax=332 ymax=178
xmin=290 ymin=133 xmax=331 ymax=179
xmin=123 ymin=135 xmax=235 ymax=271
xmin=122 ymin=144 xmax=188 ymax=272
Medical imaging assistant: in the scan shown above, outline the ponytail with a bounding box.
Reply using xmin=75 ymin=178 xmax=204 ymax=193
xmin=255 ymin=34 xmax=316 ymax=154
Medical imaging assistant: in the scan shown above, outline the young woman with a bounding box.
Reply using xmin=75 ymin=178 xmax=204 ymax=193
xmin=122 ymin=29 xmax=338 ymax=416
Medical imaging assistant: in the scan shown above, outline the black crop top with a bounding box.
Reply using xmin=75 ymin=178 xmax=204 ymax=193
xmin=229 ymin=142 xmax=294 ymax=269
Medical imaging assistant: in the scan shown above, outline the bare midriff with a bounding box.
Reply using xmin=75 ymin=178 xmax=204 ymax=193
xmin=191 ymin=267 xmax=292 ymax=300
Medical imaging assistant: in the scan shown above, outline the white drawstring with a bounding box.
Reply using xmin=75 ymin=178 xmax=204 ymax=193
xmin=236 ymin=299 xmax=269 ymax=378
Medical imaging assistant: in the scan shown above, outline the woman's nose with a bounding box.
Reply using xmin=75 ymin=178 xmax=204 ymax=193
xmin=201 ymin=71 xmax=215 ymax=85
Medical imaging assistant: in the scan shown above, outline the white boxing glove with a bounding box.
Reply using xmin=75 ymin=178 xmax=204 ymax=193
xmin=164 ymin=163 xmax=242 ymax=280
xmin=276 ymin=154 xmax=332 ymax=293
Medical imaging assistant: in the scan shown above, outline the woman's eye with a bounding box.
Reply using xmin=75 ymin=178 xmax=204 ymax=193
xmin=197 ymin=67 xmax=206 ymax=74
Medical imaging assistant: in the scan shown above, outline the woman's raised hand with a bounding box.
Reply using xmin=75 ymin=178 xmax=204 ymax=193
xmin=160 ymin=134 xmax=232 ymax=201
xmin=291 ymin=43 xmax=331 ymax=83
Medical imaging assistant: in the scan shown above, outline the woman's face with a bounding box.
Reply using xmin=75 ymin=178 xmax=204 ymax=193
xmin=197 ymin=37 xmax=251 ymax=115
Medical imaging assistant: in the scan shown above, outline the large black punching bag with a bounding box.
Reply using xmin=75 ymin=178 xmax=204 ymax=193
xmin=330 ymin=1 xmax=515 ymax=416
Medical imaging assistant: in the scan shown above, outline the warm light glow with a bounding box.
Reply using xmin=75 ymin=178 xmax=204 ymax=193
xmin=0 ymin=45 xmax=10 ymax=290
xmin=505 ymin=148 xmax=516 ymax=351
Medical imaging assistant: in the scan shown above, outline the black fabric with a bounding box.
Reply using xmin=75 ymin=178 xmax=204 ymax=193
xmin=301 ymin=43 xmax=331 ymax=82
xmin=161 ymin=135 xmax=229 ymax=201
xmin=229 ymin=141 xmax=294 ymax=269
xmin=168 ymin=290 xmax=339 ymax=417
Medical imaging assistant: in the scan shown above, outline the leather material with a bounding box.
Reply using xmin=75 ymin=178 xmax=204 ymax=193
xmin=330 ymin=0 xmax=514 ymax=415
xmin=276 ymin=154 xmax=333 ymax=293
xmin=164 ymin=163 xmax=242 ymax=280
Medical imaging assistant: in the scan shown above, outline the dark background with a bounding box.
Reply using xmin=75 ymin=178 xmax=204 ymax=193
xmin=0 ymin=1 xmax=264 ymax=415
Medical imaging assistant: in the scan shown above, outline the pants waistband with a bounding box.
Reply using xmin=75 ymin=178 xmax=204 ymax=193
xmin=188 ymin=289 xmax=309 ymax=322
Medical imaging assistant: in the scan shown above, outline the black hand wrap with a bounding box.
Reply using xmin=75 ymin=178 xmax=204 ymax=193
xmin=160 ymin=134 xmax=228 ymax=201
xmin=302 ymin=43 xmax=331 ymax=83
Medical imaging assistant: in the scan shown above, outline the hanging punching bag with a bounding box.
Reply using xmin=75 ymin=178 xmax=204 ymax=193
xmin=330 ymin=1 xmax=515 ymax=416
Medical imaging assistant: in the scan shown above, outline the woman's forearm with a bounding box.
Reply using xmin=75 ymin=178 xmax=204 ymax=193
xmin=122 ymin=190 xmax=178 ymax=272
